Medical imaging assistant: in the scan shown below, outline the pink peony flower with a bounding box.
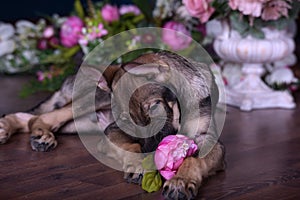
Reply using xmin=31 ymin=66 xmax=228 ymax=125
xmin=154 ymin=135 xmax=198 ymax=180
xmin=182 ymin=0 xmax=215 ymax=23
xmin=101 ymin=4 xmax=120 ymax=23
xmin=229 ymin=0 xmax=266 ymax=18
xmin=119 ymin=5 xmax=141 ymax=15
xmin=60 ymin=16 xmax=84 ymax=47
xmin=43 ymin=26 xmax=55 ymax=39
xmin=162 ymin=21 xmax=192 ymax=51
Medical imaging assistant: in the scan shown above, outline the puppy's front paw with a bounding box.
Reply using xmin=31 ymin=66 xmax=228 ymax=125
xmin=30 ymin=128 xmax=57 ymax=151
xmin=123 ymin=157 xmax=144 ymax=185
xmin=162 ymin=177 xmax=199 ymax=200
xmin=0 ymin=119 xmax=11 ymax=144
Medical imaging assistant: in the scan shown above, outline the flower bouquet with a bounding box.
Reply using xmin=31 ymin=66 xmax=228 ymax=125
xmin=0 ymin=0 xmax=146 ymax=96
xmin=0 ymin=0 xmax=299 ymax=97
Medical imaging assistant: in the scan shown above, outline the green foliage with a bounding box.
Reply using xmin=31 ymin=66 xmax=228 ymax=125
xmin=40 ymin=46 xmax=81 ymax=65
xmin=141 ymin=154 xmax=163 ymax=193
xmin=142 ymin=171 xmax=162 ymax=193
xmin=229 ymin=12 xmax=249 ymax=35
xmin=289 ymin=1 xmax=300 ymax=19
xmin=229 ymin=12 xmax=265 ymax=39
xmin=20 ymin=65 xmax=76 ymax=97
xmin=132 ymin=0 xmax=154 ymax=23
xmin=211 ymin=0 xmax=231 ymax=19
xmin=142 ymin=154 xmax=157 ymax=171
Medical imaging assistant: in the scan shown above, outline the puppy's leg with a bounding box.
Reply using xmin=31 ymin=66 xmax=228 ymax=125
xmin=98 ymin=123 xmax=144 ymax=184
xmin=0 ymin=76 xmax=76 ymax=144
xmin=0 ymin=113 xmax=35 ymax=144
xmin=162 ymin=142 xmax=225 ymax=200
xmin=0 ymin=85 xmax=74 ymax=145
xmin=29 ymin=104 xmax=73 ymax=151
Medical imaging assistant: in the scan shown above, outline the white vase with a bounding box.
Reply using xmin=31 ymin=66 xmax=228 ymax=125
xmin=213 ymin=20 xmax=296 ymax=111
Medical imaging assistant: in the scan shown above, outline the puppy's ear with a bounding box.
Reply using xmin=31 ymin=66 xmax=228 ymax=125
xmin=102 ymin=64 xmax=121 ymax=89
xmin=123 ymin=61 xmax=170 ymax=82
xmin=97 ymin=76 xmax=110 ymax=92
xmin=79 ymin=64 xmax=120 ymax=92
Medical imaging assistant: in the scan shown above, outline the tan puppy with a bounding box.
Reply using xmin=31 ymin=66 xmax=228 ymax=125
xmin=0 ymin=51 xmax=225 ymax=200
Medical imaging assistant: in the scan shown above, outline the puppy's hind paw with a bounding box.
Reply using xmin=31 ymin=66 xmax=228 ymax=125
xmin=30 ymin=128 xmax=57 ymax=151
xmin=123 ymin=163 xmax=144 ymax=185
xmin=122 ymin=154 xmax=145 ymax=185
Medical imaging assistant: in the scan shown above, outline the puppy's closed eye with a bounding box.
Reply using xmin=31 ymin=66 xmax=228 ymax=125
xmin=149 ymin=101 xmax=160 ymax=112
xmin=147 ymin=101 xmax=167 ymax=119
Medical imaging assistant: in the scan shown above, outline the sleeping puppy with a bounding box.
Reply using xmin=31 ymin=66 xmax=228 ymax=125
xmin=0 ymin=51 xmax=225 ymax=200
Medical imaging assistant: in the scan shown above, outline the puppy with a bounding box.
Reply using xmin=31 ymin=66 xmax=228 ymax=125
xmin=0 ymin=51 xmax=225 ymax=199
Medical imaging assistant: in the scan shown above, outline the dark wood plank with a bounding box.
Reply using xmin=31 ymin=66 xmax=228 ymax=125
xmin=0 ymin=75 xmax=51 ymax=116
xmin=0 ymin=76 xmax=300 ymax=200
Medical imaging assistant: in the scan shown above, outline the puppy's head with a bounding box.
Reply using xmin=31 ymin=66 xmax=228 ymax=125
xmin=106 ymin=63 xmax=181 ymax=152
xmin=94 ymin=51 xmax=214 ymax=152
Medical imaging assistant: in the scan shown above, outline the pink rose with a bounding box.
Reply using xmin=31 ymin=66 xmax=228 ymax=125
xmin=154 ymin=135 xmax=198 ymax=180
xmin=101 ymin=4 xmax=120 ymax=23
xmin=229 ymin=0 xmax=266 ymax=17
xmin=119 ymin=5 xmax=141 ymax=15
xmin=182 ymin=0 xmax=215 ymax=23
xmin=60 ymin=16 xmax=84 ymax=47
xmin=162 ymin=21 xmax=192 ymax=51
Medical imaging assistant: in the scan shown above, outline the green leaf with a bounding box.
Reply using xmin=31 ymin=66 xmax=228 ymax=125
xmin=74 ymin=0 xmax=85 ymax=19
xmin=229 ymin=12 xmax=249 ymax=35
xmin=132 ymin=14 xmax=145 ymax=24
xmin=142 ymin=171 xmax=162 ymax=193
xmin=142 ymin=154 xmax=157 ymax=171
xmin=62 ymin=45 xmax=81 ymax=59
xmin=268 ymin=18 xmax=290 ymax=30
xmin=191 ymin=30 xmax=203 ymax=42
xmin=248 ymin=27 xmax=265 ymax=39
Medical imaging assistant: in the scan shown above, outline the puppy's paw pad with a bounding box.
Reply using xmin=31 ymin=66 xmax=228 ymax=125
xmin=0 ymin=119 xmax=11 ymax=144
xmin=30 ymin=128 xmax=57 ymax=151
xmin=163 ymin=177 xmax=198 ymax=200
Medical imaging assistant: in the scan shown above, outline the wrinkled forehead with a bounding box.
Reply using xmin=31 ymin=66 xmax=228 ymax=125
xmin=112 ymin=73 xmax=167 ymax=106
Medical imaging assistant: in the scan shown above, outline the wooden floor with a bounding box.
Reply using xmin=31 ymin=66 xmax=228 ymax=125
xmin=0 ymin=75 xmax=300 ymax=200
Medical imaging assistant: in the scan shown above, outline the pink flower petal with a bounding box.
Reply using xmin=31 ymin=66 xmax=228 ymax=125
xmin=160 ymin=170 xmax=176 ymax=180
xmin=154 ymin=149 xmax=168 ymax=170
xmin=155 ymin=134 xmax=198 ymax=180
xmin=173 ymin=157 xmax=184 ymax=170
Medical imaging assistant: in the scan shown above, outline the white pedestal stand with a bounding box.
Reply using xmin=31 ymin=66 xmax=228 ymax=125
xmin=212 ymin=21 xmax=296 ymax=111
xmin=225 ymin=63 xmax=295 ymax=111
